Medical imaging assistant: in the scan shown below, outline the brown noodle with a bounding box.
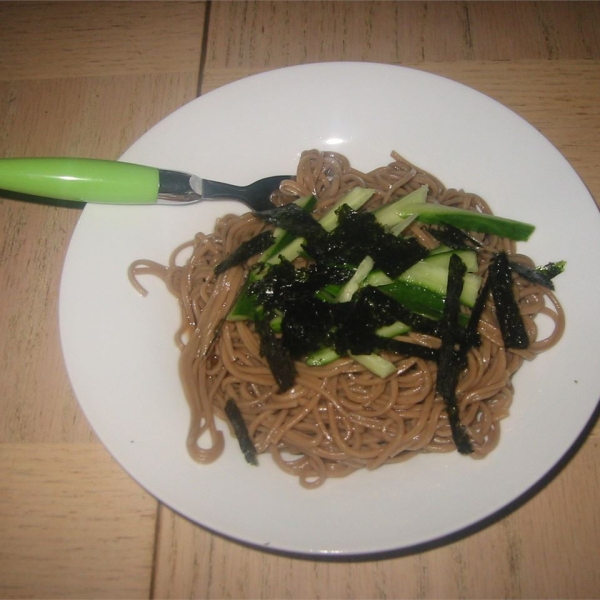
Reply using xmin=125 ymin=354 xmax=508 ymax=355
xmin=129 ymin=150 xmax=565 ymax=488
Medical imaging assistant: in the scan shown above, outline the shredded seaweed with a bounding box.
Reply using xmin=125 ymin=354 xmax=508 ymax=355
xmin=281 ymin=296 xmax=335 ymax=359
xmin=357 ymin=286 xmax=440 ymax=337
xmin=489 ymin=252 xmax=529 ymax=349
xmin=224 ymin=398 xmax=258 ymax=466
xmin=509 ymin=259 xmax=566 ymax=290
xmin=214 ymin=230 xmax=275 ymax=275
xmin=254 ymin=203 xmax=325 ymax=241
xmin=255 ymin=318 xmax=296 ymax=393
xmin=304 ymin=205 xmax=428 ymax=278
xmin=436 ymin=254 xmax=473 ymax=455
xmin=427 ymin=224 xmax=482 ymax=250
xmin=536 ymin=260 xmax=566 ymax=280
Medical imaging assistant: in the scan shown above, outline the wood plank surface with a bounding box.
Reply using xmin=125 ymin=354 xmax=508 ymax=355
xmin=0 ymin=444 xmax=157 ymax=599
xmin=0 ymin=1 xmax=599 ymax=598
xmin=0 ymin=2 xmax=205 ymax=598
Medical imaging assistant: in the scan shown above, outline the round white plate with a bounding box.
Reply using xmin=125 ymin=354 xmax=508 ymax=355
xmin=60 ymin=62 xmax=600 ymax=557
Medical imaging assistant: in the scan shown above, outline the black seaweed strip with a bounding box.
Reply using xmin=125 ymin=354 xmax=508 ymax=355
xmin=255 ymin=319 xmax=297 ymax=393
xmin=360 ymin=287 xmax=440 ymax=336
xmin=489 ymin=252 xmax=529 ymax=349
xmin=214 ymin=231 xmax=275 ymax=275
xmin=253 ymin=203 xmax=325 ymax=242
xmin=436 ymin=254 xmax=473 ymax=455
xmin=460 ymin=275 xmax=491 ymax=357
xmin=224 ymin=398 xmax=258 ymax=466
xmin=427 ymin=224 xmax=483 ymax=250
xmin=509 ymin=260 xmax=555 ymax=290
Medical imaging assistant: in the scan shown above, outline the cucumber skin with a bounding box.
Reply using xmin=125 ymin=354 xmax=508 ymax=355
xmin=398 ymin=204 xmax=535 ymax=241
xmin=379 ymin=281 xmax=470 ymax=327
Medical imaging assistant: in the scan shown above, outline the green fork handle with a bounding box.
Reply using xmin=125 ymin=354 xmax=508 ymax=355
xmin=0 ymin=157 xmax=160 ymax=204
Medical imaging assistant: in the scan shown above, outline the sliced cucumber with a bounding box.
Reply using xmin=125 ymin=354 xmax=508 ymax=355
xmin=337 ymin=256 xmax=374 ymax=303
xmin=375 ymin=320 xmax=410 ymax=337
xmin=305 ymin=348 xmax=396 ymax=378
xmin=399 ymin=261 xmax=481 ymax=307
xmin=395 ymin=203 xmax=535 ymax=241
xmin=374 ymin=185 xmax=428 ymax=228
xmin=305 ymin=347 xmax=340 ymax=367
xmin=319 ymin=187 xmax=376 ymax=232
xmin=227 ymin=282 xmax=261 ymax=321
xmin=378 ymin=281 xmax=470 ymax=326
xmin=351 ymin=354 xmax=396 ymax=378
xmin=423 ymin=249 xmax=479 ymax=273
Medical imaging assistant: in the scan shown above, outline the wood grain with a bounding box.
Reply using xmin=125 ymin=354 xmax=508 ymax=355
xmin=203 ymin=1 xmax=600 ymax=69
xmin=0 ymin=444 xmax=157 ymax=599
xmin=0 ymin=73 xmax=199 ymax=445
xmin=152 ymin=434 xmax=600 ymax=599
xmin=0 ymin=2 xmax=205 ymax=598
xmin=0 ymin=1 xmax=207 ymax=80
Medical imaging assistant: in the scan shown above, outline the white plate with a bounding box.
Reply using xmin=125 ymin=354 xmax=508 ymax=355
xmin=59 ymin=62 xmax=600 ymax=557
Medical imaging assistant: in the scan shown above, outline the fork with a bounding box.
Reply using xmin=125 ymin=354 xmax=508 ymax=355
xmin=0 ymin=157 xmax=291 ymax=211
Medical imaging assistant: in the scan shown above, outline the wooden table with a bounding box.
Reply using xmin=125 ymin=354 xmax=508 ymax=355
xmin=1 ymin=2 xmax=599 ymax=598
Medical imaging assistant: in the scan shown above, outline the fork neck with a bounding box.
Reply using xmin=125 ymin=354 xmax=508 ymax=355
xmin=157 ymin=169 xmax=202 ymax=204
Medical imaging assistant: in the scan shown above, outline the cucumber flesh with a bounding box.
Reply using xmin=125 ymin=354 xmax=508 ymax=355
xmin=337 ymin=256 xmax=374 ymax=303
xmin=375 ymin=320 xmax=410 ymax=337
xmin=379 ymin=280 xmax=470 ymax=326
xmin=424 ymin=250 xmax=479 ymax=273
xmin=319 ymin=187 xmax=376 ymax=232
xmin=374 ymin=185 xmax=428 ymax=228
xmin=305 ymin=348 xmax=396 ymax=378
xmin=364 ymin=259 xmax=481 ymax=308
xmin=305 ymin=347 xmax=340 ymax=367
xmin=351 ymin=354 xmax=396 ymax=378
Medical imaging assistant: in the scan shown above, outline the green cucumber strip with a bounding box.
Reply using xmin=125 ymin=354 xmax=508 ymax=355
xmin=379 ymin=280 xmax=470 ymax=327
xmin=375 ymin=320 xmax=410 ymax=337
xmin=266 ymin=236 xmax=305 ymax=265
xmin=364 ymin=270 xmax=393 ymax=287
xmin=306 ymin=348 xmax=396 ymax=378
xmin=390 ymin=214 xmax=418 ymax=236
xmin=364 ymin=260 xmax=481 ymax=308
xmin=305 ymin=347 xmax=340 ymax=367
xmin=266 ymin=187 xmax=375 ymax=265
xmin=424 ymin=250 xmax=479 ymax=273
xmin=227 ymin=282 xmax=261 ymax=321
xmin=319 ymin=187 xmax=376 ymax=232
xmin=428 ymin=244 xmax=452 ymax=255
xmin=399 ymin=261 xmax=481 ymax=307
xmin=374 ymin=185 xmax=428 ymax=228
xmin=305 ymin=320 xmax=411 ymax=370
xmin=269 ymin=314 xmax=283 ymax=333
xmin=351 ymin=354 xmax=396 ymax=378
xmin=395 ymin=203 xmax=535 ymax=241
xmin=315 ymin=283 xmax=343 ymax=302
xmin=337 ymin=256 xmax=375 ymax=303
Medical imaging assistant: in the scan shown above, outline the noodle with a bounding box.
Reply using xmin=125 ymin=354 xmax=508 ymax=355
xmin=128 ymin=150 xmax=565 ymax=488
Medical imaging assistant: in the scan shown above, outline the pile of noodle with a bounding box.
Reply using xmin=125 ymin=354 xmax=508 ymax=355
xmin=129 ymin=150 xmax=565 ymax=489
